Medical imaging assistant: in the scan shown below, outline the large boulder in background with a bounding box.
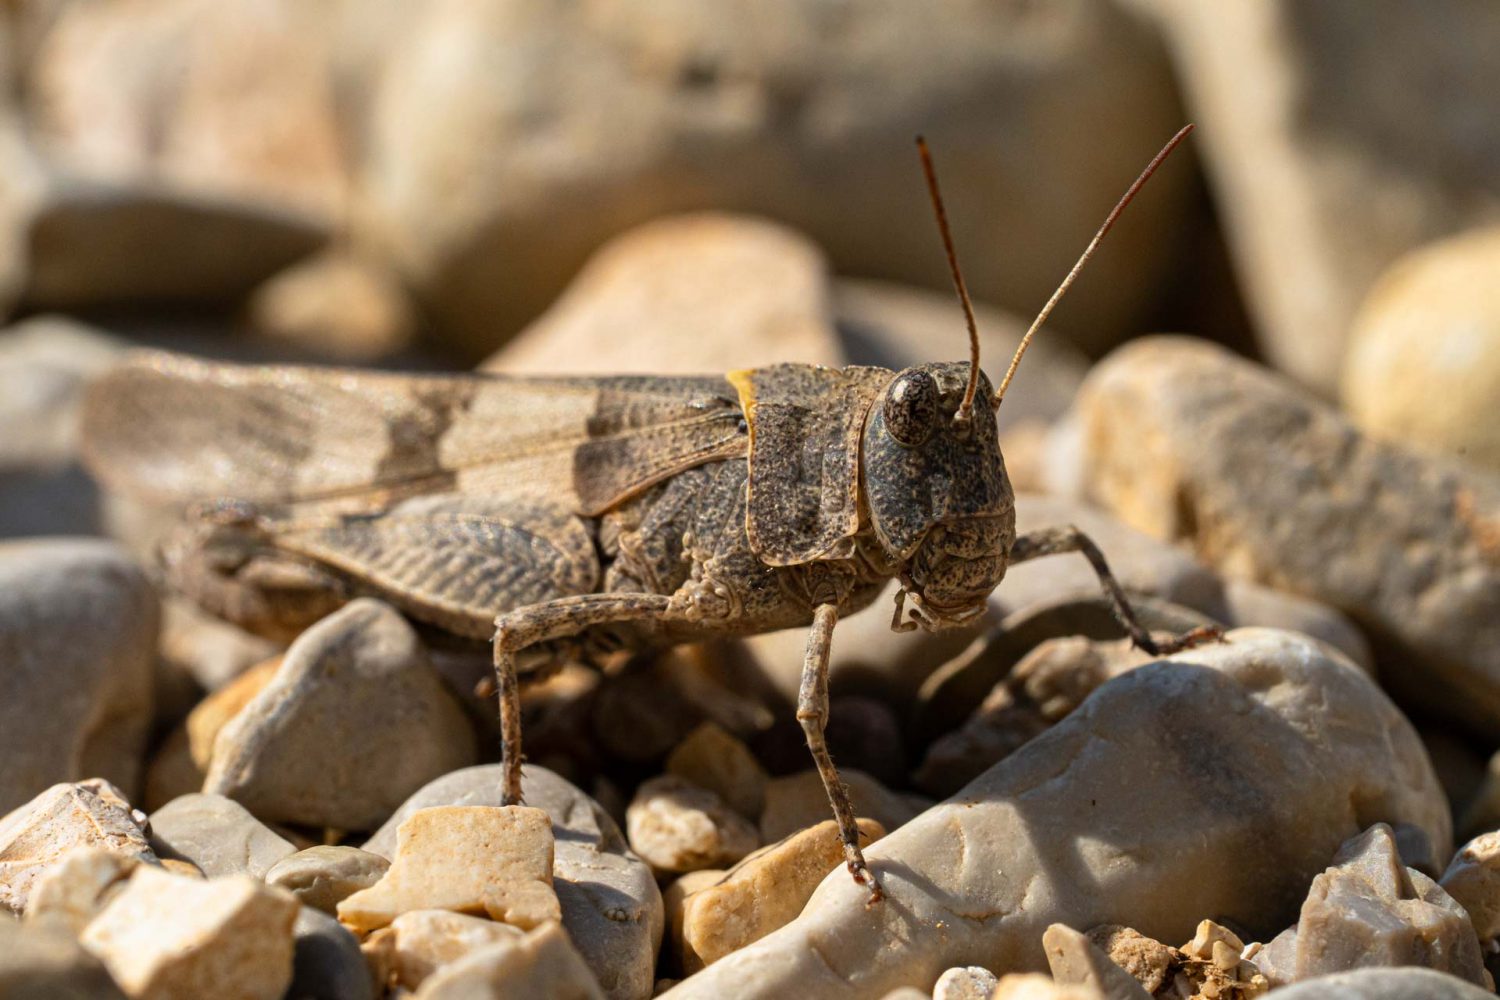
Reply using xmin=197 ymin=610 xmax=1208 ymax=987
xmin=1133 ymin=0 xmax=1500 ymax=395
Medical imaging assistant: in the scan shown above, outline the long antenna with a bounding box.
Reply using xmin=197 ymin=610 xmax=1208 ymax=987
xmin=994 ymin=123 xmax=1195 ymax=408
xmin=916 ymin=135 xmax=982 ymax=426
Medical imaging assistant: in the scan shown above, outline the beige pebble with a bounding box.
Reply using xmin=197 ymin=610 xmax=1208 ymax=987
xmin=933 ymin=966 xmax=999 ymax=1000
xmin=338 ymin=806 xmax=560 ymax=935
xmin=0 ymin=780 xmax=155 ymax=914
xmin=266 ymin=845 xmax=390 ymax=915
xmin=81 ymin=865 xmax=298 ymax=1000
xmin=413 ymin=919 xmax=604 ymax=999
xmin=363 ymin=909 xmax=522 ymax=991
xmin=1441 ymin=829 xmax=1500 ymax=943
xmin=678 ymin=818 xmax=884 ymax=972
xmin=759 ymin=768 xmax=917 ymax=843
xmin=23 ymin=847 xmax=140 ymax=933
xmin=626 ymin=776 xmax=758 ymax=874
xmin=665 ymin=723 xmax=769 ymax=821
xmin=992 ymin=973 xmax=1102 ymax=999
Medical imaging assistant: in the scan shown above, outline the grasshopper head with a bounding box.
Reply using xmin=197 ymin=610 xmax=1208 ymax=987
xmin=862 ymin=361 xmax=1015 ymax=630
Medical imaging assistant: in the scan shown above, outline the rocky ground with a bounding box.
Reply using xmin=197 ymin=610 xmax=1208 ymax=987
xmin=3 ymin=2 xmax=1500 ymax=1000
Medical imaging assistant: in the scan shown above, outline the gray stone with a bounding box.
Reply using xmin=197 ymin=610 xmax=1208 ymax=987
xmin=266 ymin=846 xmax=390 ymax=916
xmin=147 ymin=793 xmax=296 ymax=879
xmin=1292 ymin=824 xmax=1485 ymax=986
xmin=1072 ymin=337 xmax=1500 ymax=736
xmin=353 ymin=0 xmax=1187 ymax=360
xmin=0 ymin=538 xmax=158 ymax=813
xmin=365 ymin=765 xmax=662 ymax=1000
xmin=1221 ymin=578 xmax=1373 ymax=674
xmin=0 ymin=917 xmax=127 ymax=999
xmin=1134 ymin=0 xmax=1500 ymax=395
xmin=204 ymin=599 xmax=477 ymax=831
xmin=1270 ymin=967 xmax=1497 ymax=1000
xmin=289 ymin=906 xmax=373 ymax=1000
xmin=660 ymin=630 xmax=1450 ymax=998
xmin=999 ymin=493 xmax=1229 ymax=623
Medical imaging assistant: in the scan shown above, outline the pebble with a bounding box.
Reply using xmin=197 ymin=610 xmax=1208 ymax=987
xmin=991 ymin=975 xmax=1100 ymax=1000
xmin=364 ymin=765 xmax=662 ymax=1000
xmin=338 ymin=806 xmax=561 ymax=935
xmin=665 ymin=723 xmax=769 ymax=821
xmin=81 ymin=865 xmax=299 ymax=1000
xmin=676 ymin=818 xmax=884 ymax=973
xmin=23 ymin=847 xmax=140 ymax=933
xmin=411 ymin=920 xmax=604 ymax=999
xmin=1219 ymin=578 xmax=1373 ymax=674
xmin=204 ymin=599 xmax=477 ymax=831
xmin=266 ymin=846 xmax=391 ymax=916
xmin=1138 ymin=0 xmax=1500 ymax=394
xmin=363 ymin=909 xmax=522 ymax=991
xmin=659 ymin=630 xmax=1450 ymax=998
xmin=1085 ymin=925 xmax=1175 ymax=995
xmin=157 ymin=597 xmax=282 ymax=694
xmin=0 ymin=916 xmax=128 ymax=999
xmin=291 ymin=906 xmax=374 ymax=1000
xmin=1040 ymin=924 xmax=1151 ymax=999
xmin=487 ymin=214 xmax=843 ymax=374
xmin=357 ymin=1 xmax=1184 ymax=359
xmin=626 ymin=776 xmax=759 ymax=875
xmin=1276 ymin=824 xmax=1486 ymax=986
xmin=147 ymin=793 xmax=296 ymax=879
xmin=1342 ymin=226 xmax=1500 ymax=471
xmin=185 ymin=656 xmax=280 ymax=771
xmin=1071 ymin=337 xmax=1500 ymax=736
xmin=932 ymin=966 xmax=999 ymax=1000
xmin=759 ymin=769 xmax=917 ymax=844
xmin=1269 ymin=967 xmax=1498 ymax=999
xmin=0 ymin=539 xmax=158 ymax=813
xmin=0 ymin=780 xmax=155 ymax=914
xmin=247 ymin=248 xmax=418 ymax=363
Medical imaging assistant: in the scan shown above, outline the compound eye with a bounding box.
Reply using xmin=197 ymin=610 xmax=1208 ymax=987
xmin=883 ymin=370 xmax=939 ymax=447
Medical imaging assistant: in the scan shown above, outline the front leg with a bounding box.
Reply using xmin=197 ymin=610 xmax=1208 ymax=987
xmin=492 ymin=593 xmax=674 ymax=805
xmin=1009 ymin=525 xmax=1222 ymax=655
xmin=798 ymin=603 xmax=884 ymax=904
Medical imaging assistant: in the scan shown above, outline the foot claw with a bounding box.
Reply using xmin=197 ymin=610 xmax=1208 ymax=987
xmin=847 ymin=859 xmax=885 ymax=905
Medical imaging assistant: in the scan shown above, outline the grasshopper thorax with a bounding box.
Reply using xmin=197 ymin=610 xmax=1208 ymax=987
xmin=861 ymin=361 xmax=1016 ymax=630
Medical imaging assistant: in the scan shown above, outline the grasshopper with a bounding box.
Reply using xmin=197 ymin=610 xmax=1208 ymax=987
xmin=81 ymin=125 xmax=1214 ymax=902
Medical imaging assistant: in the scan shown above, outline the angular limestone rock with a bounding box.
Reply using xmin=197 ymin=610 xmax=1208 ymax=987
xmin=1042 ymin=925 xmax=1151 ymax=1000
xmin=1085 ymin=926 xmax=1175 ymax=995
xmin=205 ymin=600 xmax=477 ymax=831
xmin=678 ymin=818 xmax=885 ymax=972
xmin=1291 ymin=824 xmax=1485 ymax=986
xmin=665 ymin=723 xmax=769 ymax=821
xmin=81 ymin=865 xmax=298 ymax=1000
xmin=660 ymin=630 xmax=1449 ymax=998
xmin=266 ymin=845 xmax=390 ymax=916
xmin=413 ymin=920 xmax=605 ymax=999
xmin=23 ymin=847 xmax=140 ymax=932
xmin=147 ymin=793 xmax=295 ymax=879
xmin=365 ymin=765 xmax=661 ymax=1000
xmin=1440 ymin=830 xmax=1500 ymax=943
xmin=1071 ymin=337 xmax=1500 ymax=735
xmin=363 ymin=909 xmax=522 ymax=991
xmin=339 ymin=806 xmax=559 ymax=934
xmin=626 ymin=777 xmax=758 ymax=874
xmin=0 ymin=780 xmax=155 ymax=914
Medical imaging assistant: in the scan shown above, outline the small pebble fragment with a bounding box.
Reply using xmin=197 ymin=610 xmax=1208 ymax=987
xmin=147 ymin=793 xmax=295 ymax=879
xmin=81 ymin=865 xmax=299 ymax=1000
xmin=1042 ymin=924 xmax=1151 ymax=999
xmin=338 ymin=806 xmax=560 ymax=935
xmin=933 ymin=965 xmax=999 ymax=1000
xmin=677 ymin=818 xmax=884 ymax=972
xmin=665 ymin=723 xmax=769 ymax=821
xmin=363 ymin=909 xmax=522 ymax=991
xmin=0 ymin=780 xmax=155 ymax=914
xmin=413 ymin=920 xmax=605 ymax=999
xmin=266 ymin=845 xmax=391 ymax=915
xmin=626 ymin=776 xmax=759 ymax=874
